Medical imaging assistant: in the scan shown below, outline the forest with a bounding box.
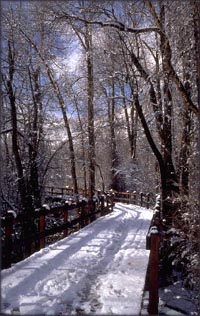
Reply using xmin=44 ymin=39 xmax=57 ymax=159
xmin=1 ymin=0 xmax=200 ymax=311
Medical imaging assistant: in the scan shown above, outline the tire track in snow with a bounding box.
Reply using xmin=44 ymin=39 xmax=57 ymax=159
xmin=1 ymin=208 xmax=124 ymax=306
xmin=84 ymin=204 xmax=152 ymax=315
xmin=57 ymin=204 xmax=138 ymax=315
xmin=64 ymin=204 xmax=148 ymax=315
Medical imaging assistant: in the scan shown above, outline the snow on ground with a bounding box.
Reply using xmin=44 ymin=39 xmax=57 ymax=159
xmin=159 ymin=281 xmax=198 ymax=316
xmin=1 ymin=203 xmax=153 ymax=315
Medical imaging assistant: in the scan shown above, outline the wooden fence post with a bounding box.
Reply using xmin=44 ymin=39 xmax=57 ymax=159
xmin=111 ymin=194 xmax=115 ymax=211
xmin=63 ymin=206 xmax=68 ymax=237
xmin=148 ymin=229 xmax=160 ymax=315
xmin=100 ymin=195 xmax=104 ymax=215
xmin=133 ymin=191 xmax=137 ymax=204
xmin=128 ymin=192 xmax=131 ymax=204
xmin=89 ymin=200 xmax=96 ymax=222
xmin=146 ymin=193 xmax=150 ymax=209
xmin=83 ymin=202 xmax=89 ymax=225
xmin=39 ymin=210 xmax=45 ymax=249
xmin=106 ymin=195 xmax=109 ymax=209
xmin=140 ymin=192 xmax=144 ymax=206
xmin=4 ymin=212 xmax=14 ymax=268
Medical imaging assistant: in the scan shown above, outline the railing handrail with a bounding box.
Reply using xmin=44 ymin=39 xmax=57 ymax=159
xmin=1 ymin=194 xmax=114 ymax=269
xmin=1 ymin=187 xmax=155 ymax=269
xmin=43 ymin=186 xmax=155 ymax=208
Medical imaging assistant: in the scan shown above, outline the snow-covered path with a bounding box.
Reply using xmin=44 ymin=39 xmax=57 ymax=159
xmin=1 ymin=203 xmax=153 ymax=315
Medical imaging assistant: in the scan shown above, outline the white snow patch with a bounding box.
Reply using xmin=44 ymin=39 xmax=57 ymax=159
xmin=159 ymin=281 xmax=198 ymax=316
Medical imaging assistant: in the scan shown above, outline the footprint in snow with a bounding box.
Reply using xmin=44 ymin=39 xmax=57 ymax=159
xmin=114 ymin=289 xmax=122 ymax=295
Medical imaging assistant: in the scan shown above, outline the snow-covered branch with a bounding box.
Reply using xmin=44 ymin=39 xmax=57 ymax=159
xmin=57 ymin=12 xmax=160 ymax=35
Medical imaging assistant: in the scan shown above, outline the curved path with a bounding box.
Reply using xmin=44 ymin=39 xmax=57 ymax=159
xmin=1 ymin=203 xmax=153 ymax=315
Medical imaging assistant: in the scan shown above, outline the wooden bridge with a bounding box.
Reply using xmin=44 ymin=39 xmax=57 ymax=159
xmin=1 ymin=187 xmax=161 ymax=315
xmin=1 ymin=187 xmax=154 ymax=269
xmin=44 ymin=186 xmax=155 ymax=208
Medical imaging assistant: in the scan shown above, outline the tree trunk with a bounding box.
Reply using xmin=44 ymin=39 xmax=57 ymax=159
xmin=73 ymin=95 xmax=87 ymax=194
xmin=158 ymin=3 xmax=179 ymax=219
xmin=131 ymin=88 xmax=167 ymax=210
xmin=160 ymin=66 xmax=178 ymax=196
xmin=178 ymin=109 xmax=191 ymax=197
xmin=109 ymin=79 xmax=119 ymax=191
xmin=130 ymin=40 xmax=179 ymax=221
xmin=194 ymin=0 xmax=200 ymax=296
xmin=28 ymin=66 xmax=42 ymax=208
xmin=19 ymin=29 xmax=79 ymax=195
xmin=7 ymin=41 xmax=28 ymax=211
xmin=177 ymin=68 xmax=193 ymax=198
xmin=46 ymin=68 xmax=78 ymax=195
xmin=121 ymin=82 xmax=137 ymax=160
xmin=146 ymin=0 xmax=200 ymax=118
xmin=86 ymin=26 xmax=95 ymax=200
xmin=7 ymin=41 xmax=34 ymax=256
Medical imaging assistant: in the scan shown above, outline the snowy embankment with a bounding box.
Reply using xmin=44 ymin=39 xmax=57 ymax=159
xmin=1 ymin=203 xmax=153 ymax=315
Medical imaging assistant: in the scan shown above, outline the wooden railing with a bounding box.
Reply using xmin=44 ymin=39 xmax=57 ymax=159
xmin=44 ymin=186 xmax=74 ymax=196
xmin=145 ymin=199 xmax=162 ymax=314
xmin=1 ymin=187 xmax=155 ymax=270
xmin=112 ymin=191 xmax=154 ymax=208
xmin=43 ymin=187 xmax=155 ymax=208
xmin=1 ymin=194 xmax=114 ymax=269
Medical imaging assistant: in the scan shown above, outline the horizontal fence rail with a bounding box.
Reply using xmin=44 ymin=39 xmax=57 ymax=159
xmin=112 ymin=191 xmax=154 ymax=208
xmin=43 ymin=187 xmax=155 ymax=209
